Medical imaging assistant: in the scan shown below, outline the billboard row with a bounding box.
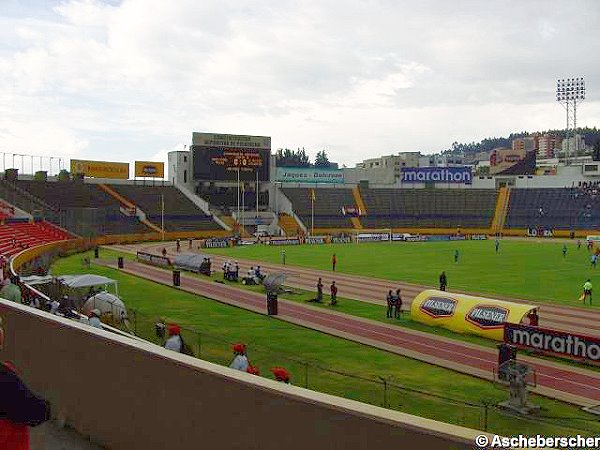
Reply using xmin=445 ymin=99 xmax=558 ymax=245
xmin=411 ymin=289 xmax=535 ymax=341
xmin=276 ymin=167 xmax=344 ymax=184
xmin=70 ymin=159 xmax=129 ymax=179
xmin=135 ymin=161 xmax=164 ymax=178
xmin=401 ymin=167 xmax=472 ymax=184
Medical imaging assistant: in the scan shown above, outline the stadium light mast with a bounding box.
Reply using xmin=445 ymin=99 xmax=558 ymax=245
xmin=556 ymin=77 xmax=585 ymax=165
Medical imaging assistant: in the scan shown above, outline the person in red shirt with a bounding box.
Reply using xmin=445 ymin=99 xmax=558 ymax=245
xmin=329 ymin=281 xmax=338 ymax=306
xmin=331 ymin=254 xmax=337 ymax=271
xmin=0 ymin=360 xmax=50 ymax=449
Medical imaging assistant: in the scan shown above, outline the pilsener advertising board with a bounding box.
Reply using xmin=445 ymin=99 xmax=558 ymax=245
xmin=192 ymin=132 xmax=270 ymax=182
xmin=135 ymin=161 xmax=164 ymax=178
xmin=276 ymin=167 xmax=344 ymax=184
xmin=70 ymin=159 xmax=129 ymax=179
xmin=411 ymin=289 xmax=535 ymax=341
xmin=401 ymin=167 xmax=472 ymax=184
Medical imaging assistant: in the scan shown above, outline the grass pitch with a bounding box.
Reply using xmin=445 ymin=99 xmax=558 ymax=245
xmin=48 ymin=250 xmax=600 ymax=437
xmin=202 ymin=239 xmax=599 ymax=307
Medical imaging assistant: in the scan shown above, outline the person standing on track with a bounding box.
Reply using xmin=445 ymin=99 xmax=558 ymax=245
xmin=394 ymin=289 xmax=402 ymax=318
xmin=495 ymin=239 xmax=500 ymax=253
xmin=386 ymin=290 xmax=393 ymax=318
xmin=332 ymin=253 xmax=337 ymax=271
xmin=316 ymin=277 xmax=323 ymax=302
xmin=583 ymin=279 xmax=593 ymax=305
xmin=329 ymin=281 xmax=337 ymax=306
xmin=439 ymin=271 xmax=447 ymax=291
xmin=176 ymin=239 xmax=181 ymax=253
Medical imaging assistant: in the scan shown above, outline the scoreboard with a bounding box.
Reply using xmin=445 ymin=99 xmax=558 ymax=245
xmin=191 ymin=133 xmax=271 ymax=182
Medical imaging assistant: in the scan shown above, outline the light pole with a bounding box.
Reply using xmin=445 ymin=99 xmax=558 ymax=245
xmin=557 ymin=78 xmax=585 ymax=165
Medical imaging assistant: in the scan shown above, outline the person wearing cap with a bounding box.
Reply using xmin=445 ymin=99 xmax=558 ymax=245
xmin=88 ymin=309 xmax=103 ymax=329
xmin=229 ymin=343 xmax=249 ymax=372
xmin=0 ymin=360 xmax=51 ymax=449
xmin=270 ymin=367 xmax=291 ymax=384
xmin=164 ymin=324 xmax=184 ymax=353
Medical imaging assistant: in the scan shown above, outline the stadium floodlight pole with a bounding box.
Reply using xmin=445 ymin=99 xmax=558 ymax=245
xmin=236 ymin=168 xmax=240 ymax=232
xmin=161 ymin=194 xmax=165 ymax=241
xmin=556 ymin=77 xmax=585 ymax=165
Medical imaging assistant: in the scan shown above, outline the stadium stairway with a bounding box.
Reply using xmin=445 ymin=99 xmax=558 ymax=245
xmin=350 ymin=187 xmax=365 ymax=229
xmin=490 ymin=187 xmax=510 ymax=234
xmin=219 ymin=214 xmax=250 ymax=237
xmin=97 ymin=184 xmax=162 ymax=233
xmin=278 ymin=213 xmax=302 ymax=236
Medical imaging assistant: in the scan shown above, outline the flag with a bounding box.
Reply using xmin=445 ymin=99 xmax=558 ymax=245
xmin=310 ymin=189 xmax=316 ymax=202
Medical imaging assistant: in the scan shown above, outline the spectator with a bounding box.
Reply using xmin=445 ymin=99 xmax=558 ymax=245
xmin=87 ymin=309 xmax=103 ymax=329
xmin=0 ymin=361 xmax=51 ymax=449
xmin=229 ymin=344 xmax=249 ymax=372
xmin=49 ymin=298 xmax=60 ymax=315
xmin=164 ymin=324 xmax=184 ymax=353
xmin=270 ymin=367 xmax=291 ymax=384
xmin=155 ymin=318 xmax=166 ymax=342
xmin=316 ymin=278 xmax=323 ymax=302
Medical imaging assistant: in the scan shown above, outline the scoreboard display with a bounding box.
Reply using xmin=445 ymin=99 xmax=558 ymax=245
xmin=192 ymin=146 xmax=270 ymax=181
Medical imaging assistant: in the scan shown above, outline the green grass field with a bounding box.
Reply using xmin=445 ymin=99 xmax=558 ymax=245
xmin=49 ymin=250 xmax=600 ymax=437
xmin=202 ymin=239 xmax=599 ymax=307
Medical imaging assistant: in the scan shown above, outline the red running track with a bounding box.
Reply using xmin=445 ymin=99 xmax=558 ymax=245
xmin=111 ymin=260 xmax=600 ymax=405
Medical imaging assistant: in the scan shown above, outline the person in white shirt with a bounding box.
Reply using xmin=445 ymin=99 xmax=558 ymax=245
xmin=88 ymin=309 xmax=103 ymax=329
xmin=164 ymin=324 xmax=183 ymax=353
xmin=229 ymin=343 xmax=249 ymax=372
xmin=49 ymin=299 xmax=60 ymax=315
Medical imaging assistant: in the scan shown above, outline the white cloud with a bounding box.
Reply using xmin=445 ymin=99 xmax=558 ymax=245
xmin=0 ymin=0 xmax=599 ymax=168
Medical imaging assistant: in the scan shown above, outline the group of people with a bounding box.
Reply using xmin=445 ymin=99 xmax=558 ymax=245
xmin=309 ymin=277 xmax=337 ymax=306
xmin=575 ymin=181 xmax=600 ymax=198
xmin=386 ymin=289 xmax=403 ymax=318
xmin=228 ymin=343 xmax=290 ymax=383
xmin=222 ymin=260 xmax=240 ymax=281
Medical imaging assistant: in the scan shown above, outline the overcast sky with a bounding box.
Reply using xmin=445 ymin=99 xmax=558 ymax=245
xmin=1 ymin=0 xmax=599 ymax=171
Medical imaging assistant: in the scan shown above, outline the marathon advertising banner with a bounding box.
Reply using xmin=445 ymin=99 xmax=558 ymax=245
xmin=449 ymin=235 xmax=467 ymax=241
xmin=391 ymin=233 xmax=425 ymax=242
xmin=331 ymin=236 xmax=351 ymax=244
xmin=136 ymin=251 xmax=172 ymax=268
xmin=267 ymin=237 xmax=301 ymax=246
xmin=201 ymin=238 xmax=230 ymax=249
xmin=411 ymin=290 xmax=535 ymax=341
xmin=527 ymin=227 xmax=554 ymax=237
xmin=305 ymin=236 xmax=327 ymax=245
xmin=356 ymin=232 xmax=390 ymax=242
xmin=470 ymin=234 xmax=488 ymax=240
xmin=401 ymin=167 xmax=472 ymax=184
xmin=505 ymin=323 xmax=600 ymax=364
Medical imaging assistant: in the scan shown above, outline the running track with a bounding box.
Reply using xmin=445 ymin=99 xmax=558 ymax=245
xmin=118 ymin=241 xmax=600 ymax=339
xmin=101 ymin=257 xmax=600 ymax=407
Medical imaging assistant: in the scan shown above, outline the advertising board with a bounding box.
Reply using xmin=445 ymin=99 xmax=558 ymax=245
xmin=136 ymin=251 xmax=171 ymax=268
xmin=135 ymin=161 xmax=165 ymax=178
xmin=527 ymin=227 xmax=554 ymax=237
xmin=401 ymin=167 xmax=472 ymax=184
xmin=356 ymin=233 xmax=390 ymax=242
xmin=411 ymin=290 xmax=535 ymax=341
xmin=276 ymin=167 xmax=344 ymax=184
xmin=71 ymin=159 xmax=129 ymax=179
xmin=505 ymin=323 xmax=600 ymax=364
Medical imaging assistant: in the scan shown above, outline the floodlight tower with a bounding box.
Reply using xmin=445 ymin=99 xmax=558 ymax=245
xmin=556 ymin=77 xmax=585 ymax=164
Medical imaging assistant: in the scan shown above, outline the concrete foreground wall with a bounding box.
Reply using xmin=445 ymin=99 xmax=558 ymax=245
xmin=0 ymin=299 xmax=480 ymax=450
